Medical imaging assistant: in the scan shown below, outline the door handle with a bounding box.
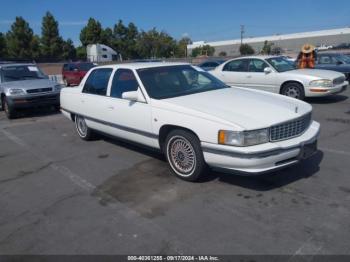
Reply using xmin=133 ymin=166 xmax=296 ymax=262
xmin=81 ymin=99 xmax=85 ymax=103
xmin=247 ymin=75 xmax=252 ymax=78
xmin=107 ymin=106 xmax=114 ymax=110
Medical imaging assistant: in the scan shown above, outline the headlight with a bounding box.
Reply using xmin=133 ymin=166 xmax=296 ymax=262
xmin=218 ymin=129 xmax=269 ymax=146
xmin=8 ymin=88 xmax=25 ymax=95
xmin=309 ymin=79 xmax=332 ymax=87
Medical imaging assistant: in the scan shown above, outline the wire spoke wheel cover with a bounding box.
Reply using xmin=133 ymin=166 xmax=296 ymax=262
xmin=167 ymin=136 xmax=196 ymax=176
xmin=76 ymin=116 xmax=87 ymax=137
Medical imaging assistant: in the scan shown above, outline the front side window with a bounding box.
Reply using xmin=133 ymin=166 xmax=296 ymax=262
xmin=137 ymin=65 xmax=228 ymax=99
xmin=1 ymin=65 xmax=47 ymax=82
xmin=110 ymin=69 xmax=139 ymax=98
xmin=82 ymin=68 xmax=112 ymax=96
xmin=248 ymin=59 xmax=269 ymax=72
xmin=223 ymin=59 xmax=248 ymax=72
xmin=266 ymin=57 xmax=296 ymax=72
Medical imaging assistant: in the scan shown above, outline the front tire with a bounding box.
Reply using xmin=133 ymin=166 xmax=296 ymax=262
xmin=281 ymin=83 xmax=305 ymax=100
xmin=2 ymin=96 xmax=16 ymax=119
xmin=75 ymin=115 xmax=94 ymax=140
xmin=165 ymin=129 xmax=207 ymax=182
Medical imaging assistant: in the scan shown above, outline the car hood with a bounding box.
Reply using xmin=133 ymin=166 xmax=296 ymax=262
xmin=153 ymin=87 xmax=311 ymax=130
xmin=0 ymin=79 xmax=57 ymax=90
xmin=284 ymin=69 xmax=344 ymax=79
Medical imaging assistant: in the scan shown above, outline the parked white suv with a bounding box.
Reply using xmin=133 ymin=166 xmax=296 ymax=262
xmin=61 ymin=63 xmax=320 ymax=181
xmin=210 ymin=56 xmax=348 ymax=100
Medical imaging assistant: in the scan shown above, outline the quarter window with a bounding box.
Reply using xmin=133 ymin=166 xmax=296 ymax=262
xmin=223 ymin=59 xmax=248 ymax=72
xmin=110 ymin=69 xmax=139 ymax=98
xmin=82 ymin=68 xmax=112 ymax=96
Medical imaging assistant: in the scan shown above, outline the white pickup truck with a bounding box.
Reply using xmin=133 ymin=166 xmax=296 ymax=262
xmin=60 ymin=62 xmax=320 ymax=181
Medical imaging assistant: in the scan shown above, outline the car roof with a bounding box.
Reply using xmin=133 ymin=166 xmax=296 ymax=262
xmin=94 ymin=62 xmax=190 ymax=70
xmin=64 ymin=62 xmax=94 ymax=65
xmin=230 ymin=55 xmax=279 ymax=60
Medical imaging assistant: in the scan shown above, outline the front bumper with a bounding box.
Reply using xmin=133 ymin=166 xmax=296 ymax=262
xmin=6 ymin=93 xmax=60 ymax=109
xmin=202 ymin=121 xmax=320 ymax=175
xmin=305 ymin=81 xmax=348 ymax=97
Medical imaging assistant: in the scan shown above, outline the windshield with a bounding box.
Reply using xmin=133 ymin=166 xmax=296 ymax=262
xmin=337 ymin=55 xmax=350 ymax=64
xmin=78 ymin=63 xmax=95 ymax=71
xmin=137 ymin=65 xmax=229 ymax=99
xmin=266 ymin=57 xmax=296 ymax=72
xmin=1 ymin=65 xmax=47 ymax=82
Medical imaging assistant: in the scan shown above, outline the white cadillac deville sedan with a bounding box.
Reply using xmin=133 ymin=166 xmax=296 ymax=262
xmin=60 ymin=63 xmax=320 ymax=181
xmin=210 ymin=56 xmax=348 ymax=100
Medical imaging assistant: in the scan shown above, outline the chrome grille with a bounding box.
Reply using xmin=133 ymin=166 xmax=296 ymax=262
xmin=26 ymin=87 xmax=52 ymax=94
xmin=333 ymin=76 xmax=345 ymax=86
xmin=270 ymin=113 xmax=311 ymax=142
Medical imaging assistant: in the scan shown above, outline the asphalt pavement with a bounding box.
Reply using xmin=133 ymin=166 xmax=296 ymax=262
xmin=0 ymin=89 xmax=350 ymax=255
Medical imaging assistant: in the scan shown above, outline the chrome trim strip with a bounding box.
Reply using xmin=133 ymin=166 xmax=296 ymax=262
xmin=61 ymin=108 xmax=158 ymax=139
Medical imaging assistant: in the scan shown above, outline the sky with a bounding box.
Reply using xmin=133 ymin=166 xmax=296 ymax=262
xmin=0 ymin=0 xmax=349 ymax=46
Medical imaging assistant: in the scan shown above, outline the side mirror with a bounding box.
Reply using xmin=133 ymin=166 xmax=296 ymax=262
xmin=336 ymin=61 xmax=343 ymax=65
xmin=121 ymin=89 xmax=146 ymax=103
xmin=73 ymin=68 xmax=79 ymax=72
xmin=264 ymin=67 xmax=272 ymax=74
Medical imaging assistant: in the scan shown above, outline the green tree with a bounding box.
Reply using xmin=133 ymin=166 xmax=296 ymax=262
xmin=101 ymin=27 xmax=113 ymax=47
xmin=0 ymin=32 xmax=7 ymax=58
xmin=261 ymin=40 xmax=274 ymax=55
xmin=239 ymin=43 xmax=255 ymax=55
xmin=80 ymin=18 xmax=102 ymax=47
xmin=112 ymin=20 xmax=140 ymax=59
xmin=31 ymin=35 xmax=41 ymax=60
xmin=218 ymin=51 xmax=227 ymax=57
xmin=41 ymin=11 xmax=63 ymax=60
xmin=136 ymin=28 xmax=176 ymax=58
xmin=125 ymin=22 xmax=139 ymax=59
xmin=75 ymin=46 xmax=86 ymax=60
xmin=175 ymin=37 xmax=192 ymax=57
xmin=6 ymin=17 xmax=36 ymax=59
xmin=62 ymin=39 xmax=76 ymax=60
xmin=191 ymin=45 xmax=215 ymax=57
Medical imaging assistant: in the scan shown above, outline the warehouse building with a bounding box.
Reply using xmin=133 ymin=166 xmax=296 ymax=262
xmin=187 ymin=27 xmax=350 ymax=56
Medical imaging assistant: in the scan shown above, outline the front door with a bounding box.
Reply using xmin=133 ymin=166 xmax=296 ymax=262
xmin=105 ymin=68 xmax=154 ymax=147
xmin=244 ymin=59 xmax=277 ymax=93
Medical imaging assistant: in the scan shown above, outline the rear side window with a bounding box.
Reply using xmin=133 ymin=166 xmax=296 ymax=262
xmin=110 ymin=69 xmax=139 ymax=98
xmin=223 ymin=59 xmax=248 ymax=72
xmin=63 ymin=64 xmax=69 ymax=71
xmin=82 ymin=68 xmax=112 ymax=96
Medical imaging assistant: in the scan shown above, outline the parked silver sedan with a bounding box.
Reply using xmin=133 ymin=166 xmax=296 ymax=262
xmin=0 ymin=63 xmax=62 ymax=119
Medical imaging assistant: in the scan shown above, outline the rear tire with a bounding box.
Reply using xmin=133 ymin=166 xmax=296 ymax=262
xmin=2 ymin=96 xmax=16 ymax=119
xmin=164 ymin=129 xmax=208 ymax=182
xmin=75 ymin=115 xmax=94 ymax=140
xmin=281 ymin=83 xmax=305 ymax=100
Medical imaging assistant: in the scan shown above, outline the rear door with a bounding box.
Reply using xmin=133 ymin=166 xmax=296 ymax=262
xmin=218 ymin=59 xmax=249 ymax=87
xmin=244 ymin=59 xmax=278 ymax=92
xmin=79 ymin=68 xmax=113 ymax=134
